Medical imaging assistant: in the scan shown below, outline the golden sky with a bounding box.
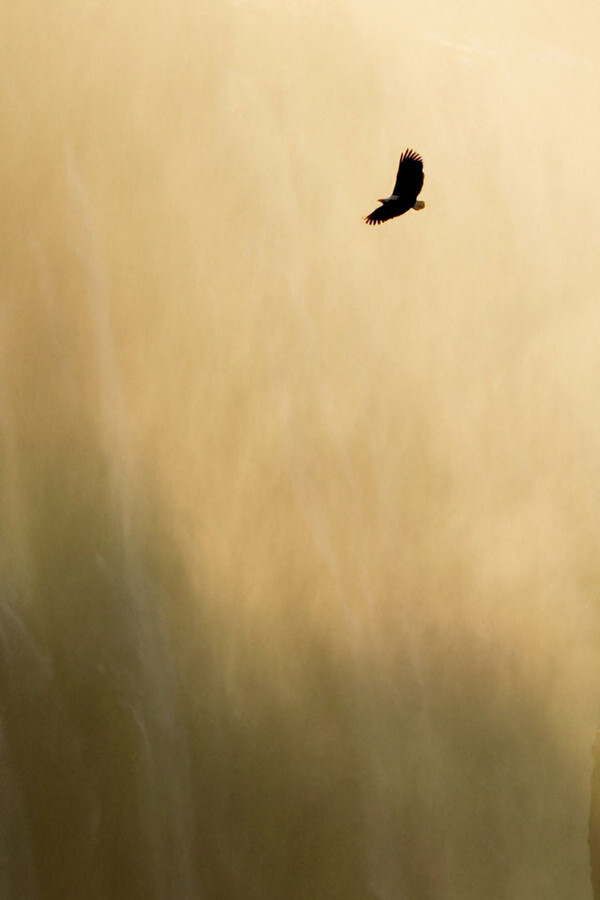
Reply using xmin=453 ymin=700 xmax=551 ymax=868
xmin=1 ymin=2 xmax=600 ymax=895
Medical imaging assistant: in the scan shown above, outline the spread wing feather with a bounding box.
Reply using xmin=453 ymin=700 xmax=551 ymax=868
xmin=364 ymin=202 xmax=404 ymax=225
xmin=392 ymin=148 xmax=424 ymax=199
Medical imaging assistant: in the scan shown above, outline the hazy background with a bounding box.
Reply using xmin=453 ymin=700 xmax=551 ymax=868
xmin=1 ymin=0 xmax=600 ymax=897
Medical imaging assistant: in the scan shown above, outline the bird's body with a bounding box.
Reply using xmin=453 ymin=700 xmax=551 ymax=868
xmin=364 ymin=148 xmax=425 ymax=225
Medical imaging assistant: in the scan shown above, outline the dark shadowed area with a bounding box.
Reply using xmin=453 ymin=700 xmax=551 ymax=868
xmin=1 ymin=1 xmax=600 ymax=898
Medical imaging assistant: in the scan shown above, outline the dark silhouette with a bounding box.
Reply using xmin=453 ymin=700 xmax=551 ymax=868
xmin=364 ymin=148 xmax=425 ymax=225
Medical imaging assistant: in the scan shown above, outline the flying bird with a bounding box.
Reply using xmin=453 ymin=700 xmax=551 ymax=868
xmin=364 ymin=149 xmax=425 ymax=225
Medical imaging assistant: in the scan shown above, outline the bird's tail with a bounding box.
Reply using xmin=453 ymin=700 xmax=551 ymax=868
xmin=413 ymin=200 xmax=425 ymax=210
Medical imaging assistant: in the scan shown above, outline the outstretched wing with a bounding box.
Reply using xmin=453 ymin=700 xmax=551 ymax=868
xmin=392 ymin=148 xmax=424 ymax=201
xmin=364 ymin=201 xmax=403 ymax=225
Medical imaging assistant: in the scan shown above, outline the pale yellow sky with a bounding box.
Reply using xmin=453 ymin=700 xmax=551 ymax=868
xmin=1 ymin=2 xmax=600 ymax=895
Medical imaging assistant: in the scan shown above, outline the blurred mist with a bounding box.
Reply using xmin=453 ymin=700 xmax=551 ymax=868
xmin=1 ymin=0 xmax=600 ymax=897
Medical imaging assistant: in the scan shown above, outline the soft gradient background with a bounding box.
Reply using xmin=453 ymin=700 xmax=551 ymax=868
xmin=1 ymin=1 xmax=600 ymax=897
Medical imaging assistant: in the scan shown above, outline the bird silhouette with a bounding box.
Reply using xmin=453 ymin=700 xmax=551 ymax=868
xmin=364 ymin=149 xmax=425 ymax=225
